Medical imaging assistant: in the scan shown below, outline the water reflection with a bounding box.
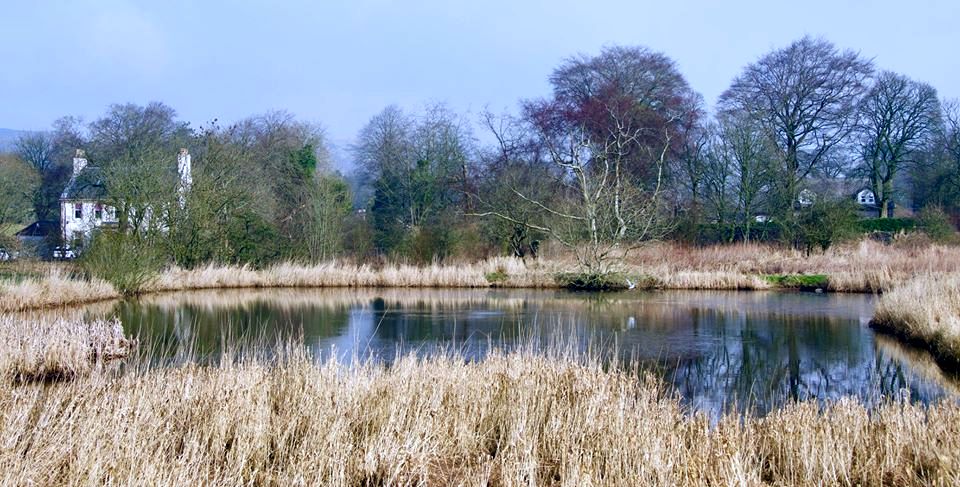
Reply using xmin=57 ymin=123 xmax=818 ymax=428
xmin=70 ymin=288 xmax=958 ymax=416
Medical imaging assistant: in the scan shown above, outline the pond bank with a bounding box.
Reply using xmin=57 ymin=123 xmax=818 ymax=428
xmin=871 ymin=273 xmax=960 ymax=374
xmin=5 ymin=238 xmax=960 ymax=313
xmin=2 ymin=347 xmax=958 ymax=485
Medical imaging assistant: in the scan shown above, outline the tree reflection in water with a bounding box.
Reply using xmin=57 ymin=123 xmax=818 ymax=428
xmin=69 ymin=288 xmax=958 ymax=416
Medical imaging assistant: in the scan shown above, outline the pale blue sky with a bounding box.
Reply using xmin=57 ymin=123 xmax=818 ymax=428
xmin=1 ymin=0 xmax=958 ymax=144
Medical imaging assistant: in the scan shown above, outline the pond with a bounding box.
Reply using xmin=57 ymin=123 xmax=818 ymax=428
xmin=73 ymin=288 xmax=959 ymax=416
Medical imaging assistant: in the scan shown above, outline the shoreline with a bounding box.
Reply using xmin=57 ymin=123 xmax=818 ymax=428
xmin=870 ymin=274 xmax=960 ymax=375
xmin=8 ymin=238 xmax=954 ymax=313
xmin=1 ymin=265 xmax=870 ymax=315
xmin=4 ymin=239 xmax=960 ymax=375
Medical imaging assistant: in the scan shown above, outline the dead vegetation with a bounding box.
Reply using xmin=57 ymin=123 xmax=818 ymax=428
xmin=0 ymin=342 xmax=957 ymax=486
xmin=2 ymin=239 xmax=960 ymax=312
xmin=0 ymin=315 xmax=135 ymax=383
xmin=872 ymin=273 xmax=960 ymax=373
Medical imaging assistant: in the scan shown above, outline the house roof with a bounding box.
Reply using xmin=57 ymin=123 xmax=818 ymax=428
xmin=61 ymin=166 xmax=107 ymax=200
xmin=15 ymin=221 xmax=59 ymax=238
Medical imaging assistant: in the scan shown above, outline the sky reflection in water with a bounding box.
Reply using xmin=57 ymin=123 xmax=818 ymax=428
xmin=73 ymin=288 xmax=959 ymax=416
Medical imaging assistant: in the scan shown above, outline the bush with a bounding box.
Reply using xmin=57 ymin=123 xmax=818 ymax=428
xmin=856 ymin=218 xmax=916 ymax=233
xmin=484 ymin=269 xmax=509 ymax=285
xmin=790 ymin=199 xmax=859 ymax=254
xmin=81 ymin=231 xmax=165 ymax=296
xmin=916 ymin=206 xmax=957 ymax=242
xmin=764 ymin=274 xmax=829 ymax=290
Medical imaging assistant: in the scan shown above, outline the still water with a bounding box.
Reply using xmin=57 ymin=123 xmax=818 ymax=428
xmin=75 ymin=288 xmax=958 ymax=415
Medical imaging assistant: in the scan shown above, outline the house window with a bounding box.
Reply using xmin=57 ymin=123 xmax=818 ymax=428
xmin=74 ymin=203 xmax=83 ymax=220
xmin=106 ymin=207 xmax=116 ymax=221
xmin=94 ymin=204 xmax=103 ymax=221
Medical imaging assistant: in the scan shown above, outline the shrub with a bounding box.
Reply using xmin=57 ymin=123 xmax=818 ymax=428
xmin=484 ymin=269 xmax=509 ymax=285
xmin=764 ymin=274 xmax=829 ymax=290
xmin=81 ymin=231 xmax=165 ymax=296
xmin=916 ymin=206 xmax=957 ymax=242
xmin=790 ymin=199 xmax=859 ymax=254
xmin=856 ymin=218 xmax=917 ymax=234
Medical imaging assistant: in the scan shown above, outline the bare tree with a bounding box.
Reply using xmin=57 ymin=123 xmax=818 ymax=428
xmin=354 ymin=104 xmax=475 ymax=258
xmin=475 ymin=109 xmax=674 ymax=274
xmin=857 ymin=71 xmax=940 ymax=217
xmin=470 ymin=46 xmax=697 ymax=274
xmin=946 ymin=101 xmax=960 ymax=187
xmin=716 ymin=114 xmax=776 ymax=241
xmin=701 ymin=123 xmax=733 ymax=229
xmin=549 ymin=45 xmax=703 ymax=185
xmin=672 ymin=117 xmax=711 ymax=218
xmin=89 ymin=103 xmax=188 ymax=237
xmin=718 ymin=37 xmax=873 ymax=210
xmin=474 ymin=111 xmax=556 ymax=258
xmin=14 ymin=132 xmax=55 ymax=173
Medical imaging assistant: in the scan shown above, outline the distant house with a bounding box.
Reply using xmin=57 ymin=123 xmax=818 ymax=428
xmin=60 ymin=150 xmax=117 ymax=246
xmin=59 ymin=148 xmax=192 ymax=247
xmin=794 ymin=179 xmax=900 ymax=218
xmin=852 ymin=187 xmax=881 ymax=217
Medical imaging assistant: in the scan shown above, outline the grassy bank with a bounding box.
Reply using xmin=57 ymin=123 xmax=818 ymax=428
xmin=871 ymin=274 xmax=960 ymax=373
xmin=0 ymin=337 xmax=956 ymax=485
xmin=3 ymin=239 xmax=959 ymax=312
xmin=0 ymin=314 xmax=134 ymax=383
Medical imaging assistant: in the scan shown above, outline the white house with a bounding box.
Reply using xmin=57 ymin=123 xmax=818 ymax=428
xmin=855 ymin=188 xmax=877 ymax=206
xmin=60 ymin=148 xmax=192 ymax=246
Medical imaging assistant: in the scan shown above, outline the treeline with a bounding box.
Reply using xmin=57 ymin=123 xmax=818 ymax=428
xmin=2 ymin=36 xmax=959 ymax=276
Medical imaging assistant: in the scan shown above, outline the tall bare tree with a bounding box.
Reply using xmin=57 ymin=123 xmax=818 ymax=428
xmin=548 ymin=45 xmax=703 ymax=184
xmin=718 ymin=37 xmax=873 ymax=210
xmin=716 ymin=114 xmax=776 ymax=240
xmin=477 ymin=104 xmax=677 ymax=273
xmin=470 ymin=46 xmax=700 ymax=273
xmin=14 ymin=132 xmax=55 ymax=173
xmin=857 ymin=71 xmax=940 ymax=217
xmin=671 ymin=118 xmax=710 ymax=219
xmin=354 ymin=104 xmax=474 ymax=259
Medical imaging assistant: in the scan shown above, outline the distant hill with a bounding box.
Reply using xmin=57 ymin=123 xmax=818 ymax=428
xmin=0 ymin=128 xmax=28 ymax=152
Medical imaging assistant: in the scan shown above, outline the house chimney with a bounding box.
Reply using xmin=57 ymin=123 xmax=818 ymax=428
xmin=177 ymin=148 xmax=192 ymax=189
xmin=177 ymin=148 xmax=192 ymax=208
xmin=73 ymin=149 xmax=87 ymax=175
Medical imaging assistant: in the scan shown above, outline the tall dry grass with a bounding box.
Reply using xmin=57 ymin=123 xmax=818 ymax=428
xmin=872 ymin=273 xmax=960 ymax=372
xmin=0 ymin=267 xmax=118 ymax=312
xmin=1 ymin=342 xmax=958 ymax=486
xmin=0 ymin=314 xmax=134 ymax=382
xmin=4 ymin=239 xmax=960 ymax=312
xmin=626 ymin=239 xmax=960 ymax=292
xmin=147 ymin=257 xmax=538 ymax=291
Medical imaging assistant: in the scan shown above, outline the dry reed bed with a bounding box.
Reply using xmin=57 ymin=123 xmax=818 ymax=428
xmin=3 ymin=240 xmax=960 ymax=313
xmin=627 ymin=240 xmax=960 ymax=292
xmin=0 ymin=268 xmax=118 ymax=312
xmin=147 ymin=257 xmax=534 ymax=291
xmin=0 ymin=314 xmax=134 ymax=382
xmin=872 ymin=273 xmax=960 ymax=373
xmin=0 ymin=347 xmax=958 ymax=486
